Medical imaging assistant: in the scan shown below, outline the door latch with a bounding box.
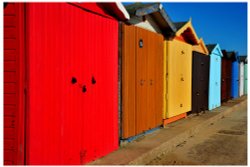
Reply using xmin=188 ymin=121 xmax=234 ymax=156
xmin=140 ymin=79 xmax=145 ymax=86
xmin=150 ymin=79 xmax=153 ymax=85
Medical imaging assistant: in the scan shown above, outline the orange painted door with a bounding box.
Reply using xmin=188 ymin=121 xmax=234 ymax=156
xmin=122 ymin=24 xmax=163 ymax=139
xmin=141 ymin=28 xmax=163 ymax=129
xmin=136 ymin=28 xmax=149 ymax=133
xmin=121 ymin=25 xmax=136 ymax=138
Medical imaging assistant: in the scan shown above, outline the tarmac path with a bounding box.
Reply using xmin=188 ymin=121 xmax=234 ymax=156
xmin=148 ymin=103 xmax=247 ymax=165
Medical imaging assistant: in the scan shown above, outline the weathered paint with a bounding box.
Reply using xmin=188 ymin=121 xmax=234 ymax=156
xmin=4 ymin=3 xmax=25 ymax=165
xmin=208 ymin=44 xmax=223 ymax=110
xmin=231 ymin=60 xmax=239 ymax=99
xmin=121 ymin=24 xmax=164 ymax=139
xmin=164 ymin=40 xmax=192 ymax=118
xmin=244 ymin=64 xmax=248 ymax=94
xmin=239 ymin=62 xmax=244 ymax=96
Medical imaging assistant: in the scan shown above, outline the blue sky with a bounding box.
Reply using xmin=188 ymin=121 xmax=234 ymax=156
xmin=123 ymin=2 xmax=247 ymax=56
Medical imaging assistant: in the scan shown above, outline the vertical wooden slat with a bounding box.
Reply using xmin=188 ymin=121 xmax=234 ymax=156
xmin=154 ymin=34 xmax=164 ymax=126
xmin=121 ymin=24 xmax=136 ymax=138
xmin=135 ymin=27 xmax=148 ymax=134
xmin=4 ymin=3 xmax=25 ymax=165
xmin=163 ymin=42 xmax=167 ymax=119
xmin=146 ymin=29 xmax=155 ymax=129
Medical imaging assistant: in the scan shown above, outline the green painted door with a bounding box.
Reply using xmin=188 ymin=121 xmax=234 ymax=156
xmin=244 ymin=64 xmax=247 ymax=94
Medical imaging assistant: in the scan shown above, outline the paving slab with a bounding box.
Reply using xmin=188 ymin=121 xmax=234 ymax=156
xmin=89 ymin=96 xmax=247 ymax=165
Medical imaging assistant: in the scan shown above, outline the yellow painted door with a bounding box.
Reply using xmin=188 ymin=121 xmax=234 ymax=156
xmin=164 ymin=40 xmax=192 ymax=118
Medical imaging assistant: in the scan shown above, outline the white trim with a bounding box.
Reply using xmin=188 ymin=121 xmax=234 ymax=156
xmin=115 ymin=2 xmax=130 ymax=20
xmin=159 ymin=3 xmax=163 ymax=10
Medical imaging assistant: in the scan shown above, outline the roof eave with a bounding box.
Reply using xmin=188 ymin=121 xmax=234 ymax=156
xmin=135 ymin=3 xmax=161 ymax=16
xmin=125 ymin=3 xmax=176 ymax=38
xmin=101 ymin=2 xmax=130 ymax=21
xmin=199 ymin=38 xmax=209 ymax=55
xmin=115 ymin=2 xmax=130 ymax=20
xmin=175 ymin=20 xmax=199 ymax=45
xmin=213 ymin=44 xmax=223 ymax=57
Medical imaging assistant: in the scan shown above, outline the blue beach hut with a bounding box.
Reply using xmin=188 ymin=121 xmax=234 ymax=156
xmin=229 ymin=51 xmax=240 ymax=99
xmin=206 ymin=44 xmax=223 ymax=110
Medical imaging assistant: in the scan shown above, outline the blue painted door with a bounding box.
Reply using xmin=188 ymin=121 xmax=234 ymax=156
xmin=209 ymin=54 xmax=221 ymax=110
xmin=231 ymin=61 xmax=239 ymax=98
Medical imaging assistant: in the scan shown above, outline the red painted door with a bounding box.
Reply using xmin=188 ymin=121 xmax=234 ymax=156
xmin=4 ymin=3 xmax=25 ymax=165
xmin=25 ymin=3 xmax=118 ymax=164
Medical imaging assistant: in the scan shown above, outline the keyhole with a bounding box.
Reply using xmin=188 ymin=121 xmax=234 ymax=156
xmin=71 ymin=77 xmax=77 ymax=84
xmin=139 ymin=39 xmax=143 ymax=48
xmin=82 ymin=85 xmax=87 ymax=93
xmin=92 ymin=76 xmax=96 ymax=84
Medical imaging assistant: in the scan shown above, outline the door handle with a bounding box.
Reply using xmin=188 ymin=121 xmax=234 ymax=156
xmin=149 ymin=79 xmax=153 ymax=85
xmin=140 ymin=80 xmax=145 ymax=86
xmin=196 ymin=92 xmax=200 ymax=96
xmin=180 ymin=77 xmax=184 ymax=81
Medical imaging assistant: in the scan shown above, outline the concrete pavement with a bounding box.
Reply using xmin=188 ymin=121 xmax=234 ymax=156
xmin=89 ymin=96 xmax=247 ymax=165
xmin=148 ymin=101 xmax=247 ymax=165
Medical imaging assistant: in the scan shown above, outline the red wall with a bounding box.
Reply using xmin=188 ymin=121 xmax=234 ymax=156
xmin=4 ymin=3 xmax=119 ymax=165
xmin=4 ymin=3 xmax=25 ymax=165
